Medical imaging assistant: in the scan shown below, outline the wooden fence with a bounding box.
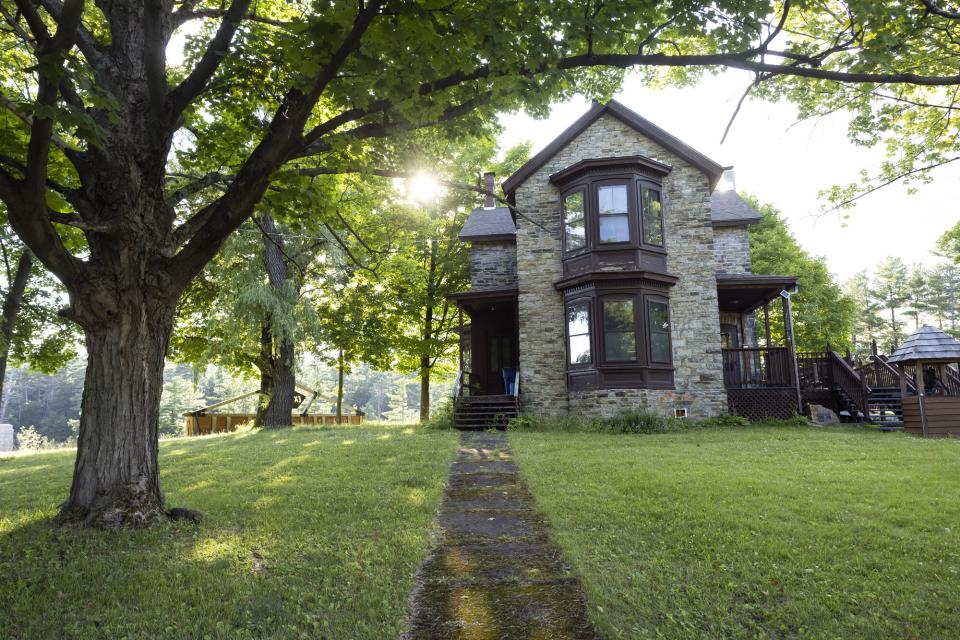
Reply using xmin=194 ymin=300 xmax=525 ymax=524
xmin=185 ymin=413 xmax=364 ymax=436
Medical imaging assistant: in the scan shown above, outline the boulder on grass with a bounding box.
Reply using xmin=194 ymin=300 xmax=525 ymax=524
xmin=808 ymin=404 xmax=840 ymax=426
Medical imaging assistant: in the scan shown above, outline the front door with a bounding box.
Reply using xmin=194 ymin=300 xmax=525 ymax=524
xmin=487 ymin=332 xmax=516 ymax=394
xmin=468 ymin=301 xmax=518 ymax=395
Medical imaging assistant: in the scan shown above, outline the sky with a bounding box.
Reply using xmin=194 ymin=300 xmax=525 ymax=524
xmin=497 ymin=71 xmax=959 ymax=282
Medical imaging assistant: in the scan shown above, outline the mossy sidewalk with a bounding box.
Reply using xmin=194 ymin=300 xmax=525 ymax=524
xmin=403 ymin=431 xmax=598 ymax=639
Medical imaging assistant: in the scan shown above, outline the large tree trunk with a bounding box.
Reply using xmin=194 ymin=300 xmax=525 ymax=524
xmin=0 ymin=251 xmax=32 ymax=405
xmin=60 ymin=293 xmax=177 ymax=527
xmin=260 ymin=334 xmax=295 ymax=427
xmin=256 ymin=214 xmax=295 ymax=427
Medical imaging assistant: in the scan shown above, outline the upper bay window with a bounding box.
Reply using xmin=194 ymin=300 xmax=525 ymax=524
xmin=560 ymin=175 xmax=665 ymax=255
xmin=563 ymin=191 xmax=586 ymax=252
xmin=597 ymin=184 xmax=630 ymax=244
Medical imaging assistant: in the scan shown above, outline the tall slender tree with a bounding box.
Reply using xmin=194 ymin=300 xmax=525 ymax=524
xmin=870 ymin=257 xmax=910 ymax=351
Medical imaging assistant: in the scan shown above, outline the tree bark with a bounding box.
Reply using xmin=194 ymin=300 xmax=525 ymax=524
xmin=336 ymin=349 xmax=344 ymax=424
xmin=256 ymin=214 xmax=295 ymax=427
xmin=254 ymin=322 xmax=274 ymax=428
xmin=0 ymin=251 xmax=32 ymax=406
xmin=60 ymin=293 xmax=177 ymax=527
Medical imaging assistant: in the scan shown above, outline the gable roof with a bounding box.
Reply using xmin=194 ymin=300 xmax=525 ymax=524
xmin=502 ymin=99 xmax=725 ymax=195
xmin=458 ymin=206 xmax=516 ymax=242
xmin=888 ymin=325 xmax=960 ymax=364
xmin=710 ymin=190 xmax=763 ymax=227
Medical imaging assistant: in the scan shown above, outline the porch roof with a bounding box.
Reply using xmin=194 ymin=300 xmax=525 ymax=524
xmin=716 ymin=274 xmax=798 ymax=313
xmin=447 ymin=287 xmax=518 ymax=312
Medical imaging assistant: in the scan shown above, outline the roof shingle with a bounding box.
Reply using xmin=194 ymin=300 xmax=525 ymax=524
xmin=711 ymin=190 xmax=762 ymax=227
xmin=458 ymin=206 xmax=516 ymax=242
xmin=887 ymin=325 xmax=960 ymax=364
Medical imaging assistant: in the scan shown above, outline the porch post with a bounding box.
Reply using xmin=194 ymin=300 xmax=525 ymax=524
xmin=458 ymin=307 xmax=464 ymax=371
xmin=781 ymin=291 xmax=802 ymax=414
xmin=916 ymin=359 xmax=929 ymax=438
xmin=763 ymin=303 xmax=772 ymax=347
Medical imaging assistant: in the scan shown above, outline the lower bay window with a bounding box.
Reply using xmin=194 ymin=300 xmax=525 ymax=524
xmin=564 ymin=285 xmax=674 ymax=390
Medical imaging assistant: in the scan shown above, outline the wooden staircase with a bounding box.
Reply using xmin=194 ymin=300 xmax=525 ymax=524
xmin=453 ymin=394 xmax=520 ymax=430
xmin=451 ymin=369 xmax=520 ymax=430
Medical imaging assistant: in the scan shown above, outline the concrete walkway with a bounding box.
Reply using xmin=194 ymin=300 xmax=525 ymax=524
xmin=403 ymin=431 xmax=599 ymax=639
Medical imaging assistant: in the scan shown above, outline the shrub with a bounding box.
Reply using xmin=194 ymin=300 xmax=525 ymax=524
xmin=15 ymin=426 xmax=54 ymax=451
xmin=508 ymin=413 xmax=600 ymax=432
xmin=426 ymin=399 xmax=455 ymax=430
xmin=598 ymin=408 xmax=683 ymax=434
xmin=694 ymin=414 xmax=752 ymax=428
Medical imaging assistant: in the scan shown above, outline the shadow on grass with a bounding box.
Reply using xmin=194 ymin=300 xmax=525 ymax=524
xmin=0 ymin=424 xmax=456 ymax=640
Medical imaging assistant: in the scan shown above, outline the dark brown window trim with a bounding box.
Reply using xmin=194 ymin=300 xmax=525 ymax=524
xmin=556 ymin=168 xmax=668 ymax=260
xmin=549 ymin=155 xmax=672 ymax=185
xmin=562 ymin=280 xmax=675 ymax=391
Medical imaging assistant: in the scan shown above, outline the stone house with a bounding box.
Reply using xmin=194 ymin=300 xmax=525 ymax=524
xmin=450 ymin=100 xmax=801 ymax=426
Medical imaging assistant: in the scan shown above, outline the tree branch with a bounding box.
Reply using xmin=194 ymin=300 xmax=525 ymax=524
xmin=166 ymin=171 xmax=231 ymax=205
xmin=174 ymin=7 xmax=291 ymax=28
xmin=35 ymin=0 xmax=111 ymax=75
xmin=922 ymin=0 xmax=960 ymax=20
xmin=3 ymin=0 xmax=86 ymax=282
xmin=822 ymin=156 xmax=960 ymax=213
xmin=167 ymin=0 xmax=253 ymax=119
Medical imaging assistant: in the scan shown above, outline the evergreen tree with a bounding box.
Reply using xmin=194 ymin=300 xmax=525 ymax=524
xmin=870 ymin=257 xmax=910 ymax=351
xmin=904 ymin=264 xmax=930 ymax=330
xmin=842 ymin=271 xmax=885 ymax=356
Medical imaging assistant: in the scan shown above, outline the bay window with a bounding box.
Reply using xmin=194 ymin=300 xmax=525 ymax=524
xmin=563 ymin=285 xmax=675 ymax=390
xmin=648 ymin=298 xmax=671 ymax=363
xmin=602 ymin=299 xmax=637 ymax=361
xmin=597 ymin=184 xmax=630 ymax=244
xmin=641 ymin=186 xmax=663 ymax=247
xmin=567 ymin=301 xmax=591 ymax=365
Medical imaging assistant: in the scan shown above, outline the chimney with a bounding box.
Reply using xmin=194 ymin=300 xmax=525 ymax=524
xmin=483 ymin=171 xmax=495 ymax=209
xmin=720 ymin=168 xmax=736 ymax=192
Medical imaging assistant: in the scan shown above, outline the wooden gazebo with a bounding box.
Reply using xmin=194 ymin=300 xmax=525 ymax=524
xmin=887 ymin=326 xmax=960 ymax=437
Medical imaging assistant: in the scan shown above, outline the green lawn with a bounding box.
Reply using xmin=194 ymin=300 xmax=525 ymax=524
xmin=511 ymin=425 xmax=960 ymax=639
xmin=0 ymin=423 xmax=456 ymax=639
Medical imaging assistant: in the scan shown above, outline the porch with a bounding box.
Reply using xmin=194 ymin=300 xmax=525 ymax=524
xmin=717 ymin=274 xmax=804 ymax=421
xmin=448 ymin=287 xmax=520 ymax=429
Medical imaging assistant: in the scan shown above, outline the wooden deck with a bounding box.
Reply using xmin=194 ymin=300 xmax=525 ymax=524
xmin=185 ymin=413 xmax=364 ymax=436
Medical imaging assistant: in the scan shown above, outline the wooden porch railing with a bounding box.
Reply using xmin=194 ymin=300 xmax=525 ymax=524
xmin=452 ymin=368 xmax=520 ymax=399
xmin=828 ymin=350 xmax=870 ymax=417
xmin=858 ymin=354 xmax=912 ymax=390
xmin=722 ymin=347 xmax=792 ymax=388
xmin=452 ymin=370 xmax=483 ymax=400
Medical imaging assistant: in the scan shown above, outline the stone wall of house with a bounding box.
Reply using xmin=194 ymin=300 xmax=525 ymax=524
xmin=470 ymin=241 xmax=517 ymax=290
xmin=514 ymin=113 xmax=727 ymax=419
xmin=713 ymin=226 xmax=752 ymax=274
